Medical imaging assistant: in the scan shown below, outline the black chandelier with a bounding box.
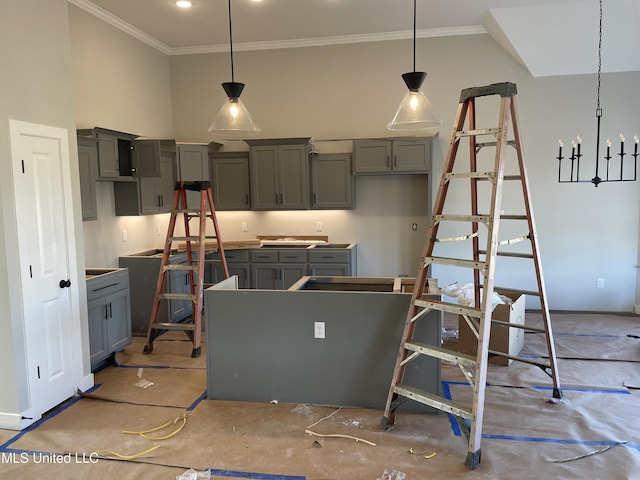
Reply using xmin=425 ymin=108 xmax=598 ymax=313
xmin=556 ymin=0 xmax=638 ymax=186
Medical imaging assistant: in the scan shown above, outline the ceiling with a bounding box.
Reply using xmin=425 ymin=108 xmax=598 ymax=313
xmin=68 ymin=0 xmax=640 ymax=77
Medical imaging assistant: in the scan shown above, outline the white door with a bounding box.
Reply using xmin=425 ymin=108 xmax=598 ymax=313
xmin=10 ymin=121 xmax=75 ymax=416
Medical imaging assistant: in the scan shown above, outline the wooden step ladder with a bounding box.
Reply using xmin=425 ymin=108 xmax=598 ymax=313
xmin=143 ymin=180 xmax=229 ymax=358
xmin=380 ymin=82 xmax=562 ymax=469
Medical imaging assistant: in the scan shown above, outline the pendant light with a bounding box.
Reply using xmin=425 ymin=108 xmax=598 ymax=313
xmin=387 ymin=0 xmax=443 ymax=131
xmin=208 ymin=0 xmax=262 ymax=138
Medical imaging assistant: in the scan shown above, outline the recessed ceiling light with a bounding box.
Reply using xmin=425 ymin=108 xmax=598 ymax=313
xmin=176 ymin=1 xmax=192 ymax=8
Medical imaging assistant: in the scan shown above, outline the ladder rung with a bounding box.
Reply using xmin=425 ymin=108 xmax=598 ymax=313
xmin=503 ymin=175 xmax=522 ymax=181
xmin=150 ymin=322 xmax=196 ymax=331
xmin=163 ymin=264 xmax=198 ymax=272
xmin=414 ymin=298 xmax=482 ymax=319
xmin=488 ymin=349 xmax=552 ymax=370
xmin=424 ymin=256 xmax=486 ymax=272
xmin=490 ymin=319 xmax=546 ymax=333
xmin=394 ymin=384 xmax=473 ymax=419
xmin=455 ymin=128 xmax=499 ymax=137
xmin=493 ymin=286 xmax=541 ymax=297
xmin=405 ymin=342 xmax=476 ymax=368
xmin=157 ymin=293 xmax=197 ymax=301
xmin=499 ymin=215 xmax=528 ymax=220
xmin=434 ymin=214 xmax=492 ymax=223
xmin=478 ymin=249 xmax=534 ymax=259
xmin=442 ymin=171 xmax=496 ymax=180
xmin=475 ymin=140 xmax=516 ymax=150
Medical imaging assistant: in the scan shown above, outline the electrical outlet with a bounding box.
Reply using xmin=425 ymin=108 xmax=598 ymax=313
xmin=316 ymin=221 xmax=323 ymax=232
xmin=241 ymin=222 xmax=248 ymax=232
xmin=412 ymin=223 xmax=418 ymax=231
xmin=314 ymin=321 xmax=325 ymax=339
xmin=121 ymin=230 xmax=127 ymax=242
xmin=597 ymin=278 xmax=605 ymax=289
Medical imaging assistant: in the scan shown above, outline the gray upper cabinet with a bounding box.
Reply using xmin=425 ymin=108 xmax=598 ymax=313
xmin=77 ymin=137 xmax=98 ymax=221
xmin=113 ymin=143 xmax=177 ymax=216
xmin=353 ymin=137 xmax=432 ymax=174
xmin=247 ymin=138 xmax=311 ymax=210
xmin=311 ymin=153 xmax=354 ymax=209
xmin=177 ymin=143 xmax=210 ymax=207
xmin=210 ymin=152 xmax=251 ymax=211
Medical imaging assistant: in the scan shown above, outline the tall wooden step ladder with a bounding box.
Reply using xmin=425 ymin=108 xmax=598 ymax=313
xmin=143 ymin=180 xmax=229 ymax=358
xmin=380 ymin=82 xmax=562 ymax=469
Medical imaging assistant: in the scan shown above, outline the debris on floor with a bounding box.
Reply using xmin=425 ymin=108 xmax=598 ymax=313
xmin=378 ymin=468 xmax=406 ymax=480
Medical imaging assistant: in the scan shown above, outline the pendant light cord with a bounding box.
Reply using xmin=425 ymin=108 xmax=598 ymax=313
xmin=412 ymin=0 xmax=417 ymax=72
xmin=228 ymin=0 xmax=235 ymax=83
xmin=596 ymin=0 xmax=602 ymax=114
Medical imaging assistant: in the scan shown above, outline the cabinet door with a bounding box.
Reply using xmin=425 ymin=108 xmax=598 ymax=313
xmin=178 ymin=144 xmax=209 ymax=207
xmin=392 ymin=138 xmax=432 ymax=173
xmin=96 ymin=135 xmax=120 ymax=178
xmin=214 ymin=264 xmax=250 ymax=288
xmin=312 ymin=153 xmax=354 ymax=209
xmin=279 ymin=144 xmax=309 ymax=209
xmin=168 ymin=268 xmax=192 ymax=322
xmin=353 ymin=139 xmax=392 ymax=174
xmin=87 ymin=297 xmax=109 ymax=369
xmin=105 ymin=290 xmax=132 ymax=352
xmin=281 ymin=264 xmax=308 ymax=289
xmin=250 ymin=146 xmax=279 ymax=209
xmin=77 ymin=138 xmax=98 ymax=221
xmin=211 ymin=154 xmax=251 ymax=210
xmin=252 ymin=264 xmax=281 ymax=289
xmin=157 ymin=151 xmax=176 ymax=212
xmin=133 ymin=140 xmax=161 ymax=177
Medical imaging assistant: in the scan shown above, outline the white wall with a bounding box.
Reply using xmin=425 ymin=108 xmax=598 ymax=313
xmin=69 ymin=9 xmax=640 ymax=311
xmin=0 ymin=0 xmax=88 ymax=420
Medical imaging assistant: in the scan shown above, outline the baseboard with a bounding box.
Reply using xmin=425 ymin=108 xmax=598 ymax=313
xmin=0 ymin=411 xmax=40 ymax=431
xmin=635 ymin=304 xmax=640 ymax=315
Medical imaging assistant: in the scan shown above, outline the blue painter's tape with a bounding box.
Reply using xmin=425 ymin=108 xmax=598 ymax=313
xmin=207 ymin=469 xmax=306 ymax=479
xmin=187 ymin=390 xmax=207 ymax=411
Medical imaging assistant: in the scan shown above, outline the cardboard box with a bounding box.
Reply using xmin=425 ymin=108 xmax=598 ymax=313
xmin=458 ymin=291 xmax=525 ymax=366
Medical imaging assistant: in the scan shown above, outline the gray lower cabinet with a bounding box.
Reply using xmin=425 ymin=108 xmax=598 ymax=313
xmin=119 ymin=251 xmax=193 ymax=332
xmin=210 ymin=152 xmax=251 ymax=211
xmin=114 ymin=148 xmax=177 ymax=216
xmin=210 ymin=249 xmax=251 ymax=289
xmin=308 ymin=245 xmax=357 ymax=276
xmin=311 ymin=153 xmax=354 ymax=209
xmin=77 ymin=137 xmax=98 ymax=221
xmin=247 ymin=139 xmax=311 ymax=210
xmin=251 ymin=248 xmax=309 ymax=290
xmin=86 ymin=268 xmax=131 ymax=371
xmin=353 ymin=137 xmax=432 ymax=174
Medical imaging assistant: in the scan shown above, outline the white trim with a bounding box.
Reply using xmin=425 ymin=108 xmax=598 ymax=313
xmin=68 ymin=0 xmax=171 ymax=54
xmin=0 ymin=412 xmax=36 ymax=431
xmin=67 ymin=0 xmax=485 ymax=56
xmin=635 ymin=304 xmax=640 ymax=314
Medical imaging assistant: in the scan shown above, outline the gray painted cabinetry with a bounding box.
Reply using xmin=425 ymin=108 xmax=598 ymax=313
xmin=210 ymin=249 xmax=251 ymax=288
xmin=86 ymin=268 xmax=131 ymax=371
xmin=353 ymin=137 xmax=432 ymax=174
xmin=210 ymin=152 xmax=251 ymax=211
xmin=119 ymin=250 xmax=194 ymax=332
xmin=113 ymin=142 xmax=177 ymax=216
xmin=247 ymin=138 xmax=311 ymax=210
xmin=311 ymin=153 xmax=354 ymax=209
xmin=77 ymin=136 xmax=98 ymax=221
xmin=177 ymin=143 xmax=211 ymax=207
xmin=251 ymin=248 xmax=309 ymax=290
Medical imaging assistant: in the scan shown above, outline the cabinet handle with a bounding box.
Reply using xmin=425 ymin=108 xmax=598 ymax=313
xmin=104 ymin=304 xmax=109 ymax=320
xmin=275 ymin=193 xmax=279 ymax=204
xmin=108 ymin=302 xmax=113 ymax=319
xmin=245 ymin=193 xmax=249 ymax=205
xmin=386 ymin=155 xmax=390 ymax=167
xmin=394 ymin=155 xmax=397 ymax=167
xmin=279 ymin=193 xmax=284 ymax=204
xmin=313 ymin=192 xmax=317 ymax=205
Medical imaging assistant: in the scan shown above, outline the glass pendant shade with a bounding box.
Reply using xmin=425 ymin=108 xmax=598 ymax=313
xmin=388 ymin=72 xmax=443 ymax=131
xmin=208 ymin=81 xmax=262 ymax=138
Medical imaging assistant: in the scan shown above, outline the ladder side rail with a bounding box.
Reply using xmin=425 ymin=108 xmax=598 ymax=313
xmin=180 ymin=183 xmax=197 ymax=301
xmin=509 ymin=98 xmax=562 ymax=398
xmin=190 ymin=187 xmax=209 ymax=356
xmin=207 ymin=188 xmax=229 ymax=279
xmin=468 ymin=98 xmax=482 ymax=309
xmin=382 ymin=99 xmax=471 ymax=429
xmin=144 ymin=184 xmax=183 ymax=349
xmin=466 ymin=95 xmax=512 ymax=468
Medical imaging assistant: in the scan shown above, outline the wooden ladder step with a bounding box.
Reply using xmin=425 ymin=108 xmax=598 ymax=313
xmin=404 ymin=342 xmax=476 ymax=368
xmin=424 ymin=256 xmax=487 ymax=272
xmin=162 ymin=264 xmax=199 ymax=272
xmin=157 ymin=293 xmax=197 ymax=301
xmin=414 ymin=298 xmax=482 ymax=319
xmin=150 ymin=322 xmax=196 ymax=331
xmin=394 ymin=384 xmax=473 ymax=419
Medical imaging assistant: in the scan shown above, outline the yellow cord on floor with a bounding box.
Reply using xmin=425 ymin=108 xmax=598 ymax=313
xmin=122 ymin=413 xmax=188 ymax=441
xmin=95 ymin=445 xmax=160 ymax=459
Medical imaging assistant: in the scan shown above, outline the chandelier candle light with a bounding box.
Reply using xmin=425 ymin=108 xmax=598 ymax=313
xmin=556 ymin=0 xmax=637 ymax=186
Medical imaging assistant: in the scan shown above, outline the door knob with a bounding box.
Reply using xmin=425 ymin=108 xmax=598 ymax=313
xmin=59 ymin=279 xmax=71 ymax=288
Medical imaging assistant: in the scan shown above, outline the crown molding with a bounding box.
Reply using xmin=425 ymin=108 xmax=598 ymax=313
xmin=68 ymin=0 xmax=171 ymax=55
xmin=170 ymin=26 xmax=486 ymax=55
xmin=68 ymin=1 xmax=485 ymax=57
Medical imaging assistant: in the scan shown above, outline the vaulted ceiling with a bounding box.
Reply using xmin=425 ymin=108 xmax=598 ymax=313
xmin=69 ymin=0 xmax=640 ymax=77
